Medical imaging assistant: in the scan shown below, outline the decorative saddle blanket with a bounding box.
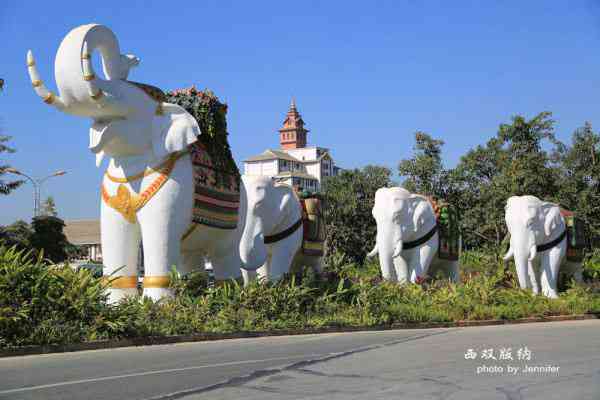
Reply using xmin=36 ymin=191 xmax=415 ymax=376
xmin=300 ymin=197 xmax=325 ymax=257
xmin=428 ymin=198 xmax=460 ymax=261
xmin=559 ymin=208 xmax=587 ymax=262
xmin=189 ymin=141 xmax=240 ymax=230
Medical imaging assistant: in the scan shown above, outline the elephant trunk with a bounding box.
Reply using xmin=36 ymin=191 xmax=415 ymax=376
xmin=239 ymin=217 xmax=268 ymax=272
xmin=375 ymin=228 xmax=404 ymax=281
xmin=78 ymin=25 xmax=126 ymax=111
xmin=510 ymin=232 xmax=537 ymax=290
xmin=28 ymin=24 xmax=126 ymax=116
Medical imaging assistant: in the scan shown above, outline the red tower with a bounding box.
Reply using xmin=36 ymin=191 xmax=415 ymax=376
xmin=279 ymin=98 xmax=308 ymax=150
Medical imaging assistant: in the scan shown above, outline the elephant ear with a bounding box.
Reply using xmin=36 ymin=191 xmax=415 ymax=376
xmin=411 ymin=197 xmax=433 ymax=232
xmin=542 ymin=203 xmax=563 ymax=237
xmin=152 ymin=103 xmax=200 ymax=160
xmin=278 ymin=187 xmax=297 ymax=218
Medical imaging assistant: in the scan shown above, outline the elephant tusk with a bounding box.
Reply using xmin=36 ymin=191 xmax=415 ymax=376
xmin=81 ymin=42 xmax=107 ymax=105
xmin=26 ymin=50 xmax=65 ymax=110
xmin=528 ymin=245 xmax=537 ymax=261
xmin=366 ymin=243 xmax=378 ymax=258
xmin=392 ymin=240 xmax=403 ymax=259
xmin=503 ymin=246 xmax=514 ymax=261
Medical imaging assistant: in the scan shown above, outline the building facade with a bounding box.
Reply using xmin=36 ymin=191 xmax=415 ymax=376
xmin=63 ymin=219 xmax=102 ymax=263
xmin=244 ymin=99 xmax=339 ymax=191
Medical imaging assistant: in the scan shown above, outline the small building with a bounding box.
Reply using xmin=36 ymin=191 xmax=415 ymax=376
xmin=64 ymin=219 xmax=145 ymax=271
xmin=244 ymin=99 xmax=339 ymax=191
xmin=63 ymin=219 xmax=102 ymax=263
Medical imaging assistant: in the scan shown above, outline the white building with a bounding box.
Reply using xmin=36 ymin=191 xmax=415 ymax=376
xmin=244 ymin=100 xmax=339 ymax=191
xmin=63 ymin=219 xmax=102 ymax=263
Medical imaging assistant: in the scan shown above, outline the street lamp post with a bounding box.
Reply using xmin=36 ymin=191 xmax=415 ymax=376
xmin=5 ymin=168 xmax=67 ymax=217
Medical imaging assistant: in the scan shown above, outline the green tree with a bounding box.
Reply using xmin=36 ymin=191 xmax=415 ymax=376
xmin=41 ymin=196 xmax=58 ymax=217
xmin=0 ymin=79 xmax=22 ymax=194
xmin=0 ymin=135 xmax=21 ymax=194
xmin=452 ymin=137 xmax=509 ymax=248
xmin=452 ymin=112 xmax=560 ymax=249
xmin=29 ymin=216 xmax=70 ymax=263
xmin=398 ymin=132 xmax=450 ymax=199
xmin=554 ymin=122 xmax=600 ymax=240
xmin=0 ymin=220 xmax=33 ymax=251
xmin=322 ymin=166 xmax=392 ymax=265
xmin=496 ymin=111 xmax=560 ymax=199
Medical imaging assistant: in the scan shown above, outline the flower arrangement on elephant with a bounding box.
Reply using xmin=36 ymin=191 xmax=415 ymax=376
xmin=165 ymin=86 xmax=240 ymax=188
xmin=164 ymin=86 xmax=241 ymax=231
xmin=560 ymin=208 xmax=587 ymax=262
xmin=428 ymin=197 xmax=460 ymax=261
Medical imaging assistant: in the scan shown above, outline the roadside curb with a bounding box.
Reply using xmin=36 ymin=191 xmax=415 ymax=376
xmin=1 ymin=313 xmax=597 ymax=358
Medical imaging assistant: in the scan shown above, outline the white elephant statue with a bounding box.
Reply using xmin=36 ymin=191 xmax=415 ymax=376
xmin=27 ymin=24 xmax=251 ymax=302
xmin=367 ymin=187 xmax=459 ymax=283
xmin=239 ymin=175 xmax=323 ymax=285
xmin=503 ymin=195 xmax=583 ymax=298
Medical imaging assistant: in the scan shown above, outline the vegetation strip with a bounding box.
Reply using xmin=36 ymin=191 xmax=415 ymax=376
xmin=1 ymin=314 xmax=597 ymax=358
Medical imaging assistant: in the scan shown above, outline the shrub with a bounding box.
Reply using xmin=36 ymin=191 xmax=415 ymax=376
xmin=1 ymin=246 xmax=599 ymax=348
xmin=583 ymin=249 xmax=600 ymax=282
xmin=0 ymin=247 xmax=117 ymax=346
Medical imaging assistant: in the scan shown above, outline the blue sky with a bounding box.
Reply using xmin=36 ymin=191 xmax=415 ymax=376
xmin=2 ymin=1 xmax=600 ymax=224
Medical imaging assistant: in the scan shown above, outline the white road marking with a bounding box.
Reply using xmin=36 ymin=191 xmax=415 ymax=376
xmin=0 ymin=353 xmax=324 ymax=395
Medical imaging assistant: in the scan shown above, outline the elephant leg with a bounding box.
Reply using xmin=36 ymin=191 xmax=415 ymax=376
xmin=241 ymin=254 xmax=269 ymax=285
xmin=139 ymin=222 xmax=186 ymax=300
xmin=408 ymin=240 xmax=437 ymax=283
xmin=515 ymin=259 xmax=529 ymax=290
xmin=137 ymin=167 xmax=193 ymax=301
xmin=263 ymin=231 xmax=301 ymax=282
xmin=270 ymin=241 xmax=299 ymax=282
xmin=101 ymin=200 xmax=141 ymax=303
xmin=241 ymin=254 xmax=269 ymax=286
xmin=540 ymin=247 xmax=562 ymax=299
xmin=211 ymin=238 xmax=243 ymax=283
xmin=380 ymin=258 xmax=398 ymax=281
xmin=527 ymin=261 xmax=540 ymax=294
xmin=393 ymin=255 xmax=409 ymax=283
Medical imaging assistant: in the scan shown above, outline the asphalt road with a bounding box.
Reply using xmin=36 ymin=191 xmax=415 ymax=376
xmin=0 ymin=320 xmax=599 ymax=400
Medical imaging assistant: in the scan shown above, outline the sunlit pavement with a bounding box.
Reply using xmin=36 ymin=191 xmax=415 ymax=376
xmin=1 ymin=320 xmax=598 ymax=400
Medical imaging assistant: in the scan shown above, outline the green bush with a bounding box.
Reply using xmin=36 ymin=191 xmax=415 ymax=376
xmin=1 ymin=246 xmax=599 ymax=348
xmin=583 ymin=249 xmax=600 ymax=282
xmin=0 ymin=247 xmax=119 ymax=347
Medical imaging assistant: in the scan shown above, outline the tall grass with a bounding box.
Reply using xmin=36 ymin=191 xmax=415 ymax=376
xmin=0 ymin=246 xmax=598 ymax=348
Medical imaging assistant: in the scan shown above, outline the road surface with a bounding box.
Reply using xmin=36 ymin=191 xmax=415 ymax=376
xmin=0 ymin=320 xmax=599 ymax=399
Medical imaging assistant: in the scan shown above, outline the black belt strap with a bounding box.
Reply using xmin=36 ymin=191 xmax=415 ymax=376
xmin=536 ymin=230 xmax=567 ymax=252
xmin=264 ymin=218 xmax=303 ymax=244
xmin=403 ymin=224 xmax=438 ymax=250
